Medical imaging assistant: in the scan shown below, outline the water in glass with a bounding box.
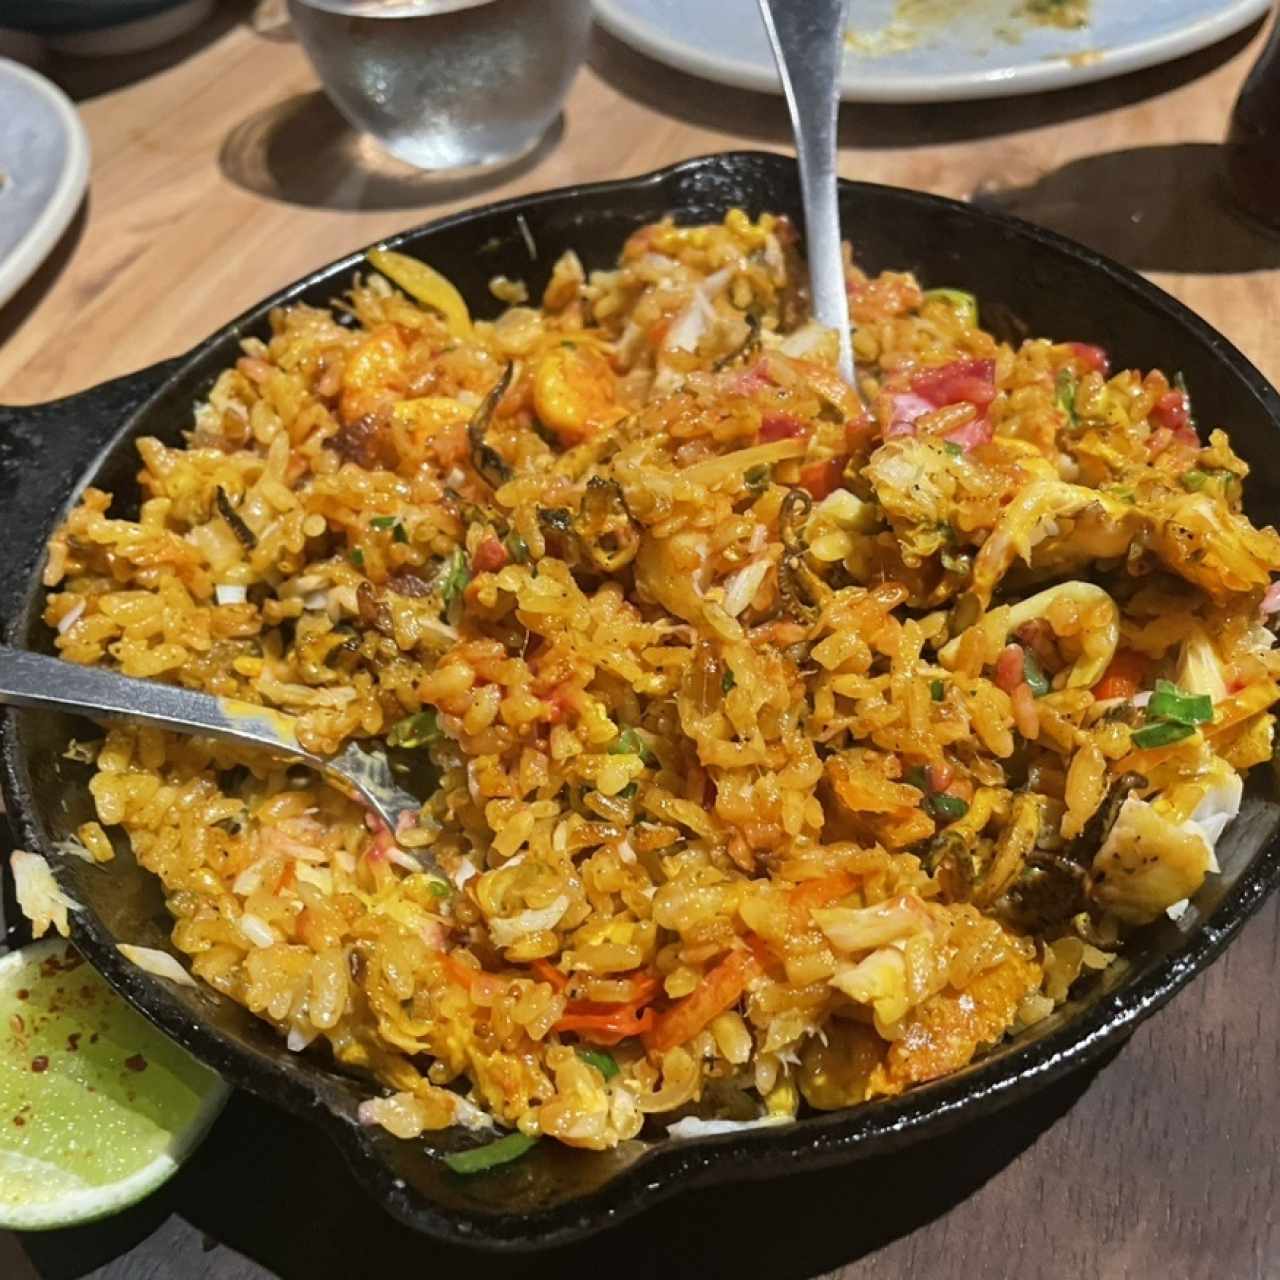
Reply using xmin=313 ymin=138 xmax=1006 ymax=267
xmin=287 ymin=0 xmax=591 ymax=172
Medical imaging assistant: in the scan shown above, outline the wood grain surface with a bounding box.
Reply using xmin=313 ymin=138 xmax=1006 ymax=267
xmin=3 ymin=5 xmax=1280 ymax=1277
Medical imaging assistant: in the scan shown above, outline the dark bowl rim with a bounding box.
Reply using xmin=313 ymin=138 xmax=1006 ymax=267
xmin=4 ymin=149 xmax=1280 ymax=1250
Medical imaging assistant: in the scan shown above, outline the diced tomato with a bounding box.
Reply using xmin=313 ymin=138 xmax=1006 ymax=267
xmin=1069 ymin=342 xmax=1110 ymax=376
xmin=644 ymin=950 xmax=757 ymax=1054
xmin=1093 ymin=648 xmax=1149 ymax=701
xmin=885 ymin=391 xmax=934 ymax=438
xmin=911 ymin=358 xmax=997 ymax=410
xmin=471 ymin=536 xmax=508 ymax=574
xmin=1150 ymin=390 xmax=1197 ymax=446
xmin=799 ymin=455 xmax=847 ymax=500
xmin=994 ymin=644 xmax=1025 ymax=693
xmin=943 ymin=414 xmax=993 ymax=451
xmin=759 ymin=411 xmax=810 ymax=443
xmin=1151 ymin=390 xmax=1189 ymax=431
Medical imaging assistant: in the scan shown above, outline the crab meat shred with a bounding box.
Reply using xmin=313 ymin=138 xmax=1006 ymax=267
xmin=1089 ymin=762 xmax=1241 ymax=923
xmin=11 ymin=850 xmax=79 ymax=939
xmin=117 ymin=944 xmax=199 ymax=988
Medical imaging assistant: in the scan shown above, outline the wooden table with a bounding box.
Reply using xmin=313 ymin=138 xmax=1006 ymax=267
xmin=3 ymin=7 xmax=1280 ymax=1277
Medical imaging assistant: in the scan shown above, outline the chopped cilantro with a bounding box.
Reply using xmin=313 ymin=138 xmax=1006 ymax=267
xmin=440 ymin=547 xmax=470 ymax=610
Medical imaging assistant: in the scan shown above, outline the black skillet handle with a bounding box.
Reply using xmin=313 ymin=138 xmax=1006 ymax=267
xmin=0 ymin=359 xmax=180 ymax=641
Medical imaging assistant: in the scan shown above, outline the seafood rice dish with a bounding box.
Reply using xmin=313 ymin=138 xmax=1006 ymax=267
xmin=24 ymin=209 xmax=1280 ymax=1161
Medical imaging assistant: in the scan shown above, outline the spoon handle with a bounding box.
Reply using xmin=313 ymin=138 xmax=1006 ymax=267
xmin=0 ymin=645 xmax=312 ymax=760
xmin=758 ymin=0 xmax=855 ymax=384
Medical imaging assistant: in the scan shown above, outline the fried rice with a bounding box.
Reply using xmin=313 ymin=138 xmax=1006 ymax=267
xmin=39 ymin=209 xmax=1280 ymax=1154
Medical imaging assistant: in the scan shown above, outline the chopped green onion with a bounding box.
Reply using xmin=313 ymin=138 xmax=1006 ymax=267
xmin=722 ymin=667 xmax=737 ymax=693
xmin=944 ymin=442 xmax=964 ymax=458
xmin=443 ymin=1131 xmax=539 ymax=1175
xmin=575 ymin=1047 xmax=619 ymax=1079
xmin=440 ymin=548 xmax=470 ymax=611
xmin=744 ymin=464 xmax=771 ymax=494
xmin=1021 ymin=649 xmax=1051 ymax=698
xmin=1130 ymin=720 xmax=1196 ymax=750
xmin=922 ymin=288 xmax=978 ymax=327
xmin=609 ymin=727 xmax=655 ymax=764
xmin=1146 ymin=678 xmax=1212 ymax=726
xmin=1055 ymin=369 xmax=1078 ymax=425
xmin=1180 ymin=469 xmax=1209 ymax=492
xmin=427 ymin=878 xmax=452 ymax=898
xmin=505 ymin=533 xmax=530 ymax=564
xmin=393 ymin=523 xmax=409 ymax=544
xmin=370 ymin=515 xmax=396 ymax=529
xmin=387 ymin=709 xmax=441 ymax=749
xmin=904 ymin=765 xmax=928 ymax=791
xmin=930 ymin=679 xmax=945 ymax=702
xmin=618 ymin=782 xmax=639 ymax=800
xmin=349 ymin=547 xmax=365 ymax=569
xmin=927 ymin=792 xmax=969 ymax=822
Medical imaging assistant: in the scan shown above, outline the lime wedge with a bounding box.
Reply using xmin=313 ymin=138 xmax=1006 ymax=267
xmin=0 ymin=938 xmax=230 ymax=1230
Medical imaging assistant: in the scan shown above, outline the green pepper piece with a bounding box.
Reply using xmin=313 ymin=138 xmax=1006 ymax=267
xmin=443 ymin=1132 xmax=539 ymax=1175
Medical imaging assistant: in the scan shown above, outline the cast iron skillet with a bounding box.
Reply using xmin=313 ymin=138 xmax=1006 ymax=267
xmin=3 ymin=151 xmax=1280 ymax=1250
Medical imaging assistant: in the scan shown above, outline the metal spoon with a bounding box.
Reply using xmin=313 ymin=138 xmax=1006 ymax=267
xmin=757 ymin=0 xmax=855 ymax=384
xmin=0 ymin=646 xmax=428 ymax=842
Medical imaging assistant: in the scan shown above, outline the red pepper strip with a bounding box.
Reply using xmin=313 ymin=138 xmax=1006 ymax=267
xmin=552 ymin=970 xmax=661 ymax=1045
xmin=644 ymin=950 xmax=758 ymax=1055
xmin=531 ymin=958 xmax=568 ymax=991
xmin=554 ymin=1004 xmax=656 ymax=1047
xmin=787 ymin=872 xmax=858 ymax=933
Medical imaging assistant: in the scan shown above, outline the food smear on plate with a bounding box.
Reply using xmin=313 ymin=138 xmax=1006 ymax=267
xmin=39 ymin=208 xmax=1280 ymax=1156
xmin=846 ymin=0 xmax=1091 ymax=58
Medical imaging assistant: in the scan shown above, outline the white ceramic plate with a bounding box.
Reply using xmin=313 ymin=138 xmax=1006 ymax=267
xmin=593 ymin=0 xmax=1271 ymax=103
xmin=0 ymin=59 xmax=90 ymax=310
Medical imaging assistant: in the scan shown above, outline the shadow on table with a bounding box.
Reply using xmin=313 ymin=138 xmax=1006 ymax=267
xmin=970 ymin=142 xmax=1280 ymax=275
xmin=0 ymin=200 xmax=88 ymax=358
xmin=46 ymin=1 xmax=254 ymax=104
xmin=589 ymin=22 xmax=1261 ymax=152
xmin=18 ymin=1048 xmax=1117 ymax=1280
xmin=218 ymin=92 xmax=563 ymax=212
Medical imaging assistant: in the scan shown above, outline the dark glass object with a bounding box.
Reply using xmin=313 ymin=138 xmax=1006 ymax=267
xmin=1227 ymin=11 xmax=1280 ymax=230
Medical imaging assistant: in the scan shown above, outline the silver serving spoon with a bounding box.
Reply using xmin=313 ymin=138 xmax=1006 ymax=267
xmin=0 ymin=646 xmax=428 ymax=842
xmin=757 ymin=0 xmax=855 ymax=385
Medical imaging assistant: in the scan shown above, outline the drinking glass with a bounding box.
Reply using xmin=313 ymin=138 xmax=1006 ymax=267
xmin=287 ymin=0 xmax=592 ymax=172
